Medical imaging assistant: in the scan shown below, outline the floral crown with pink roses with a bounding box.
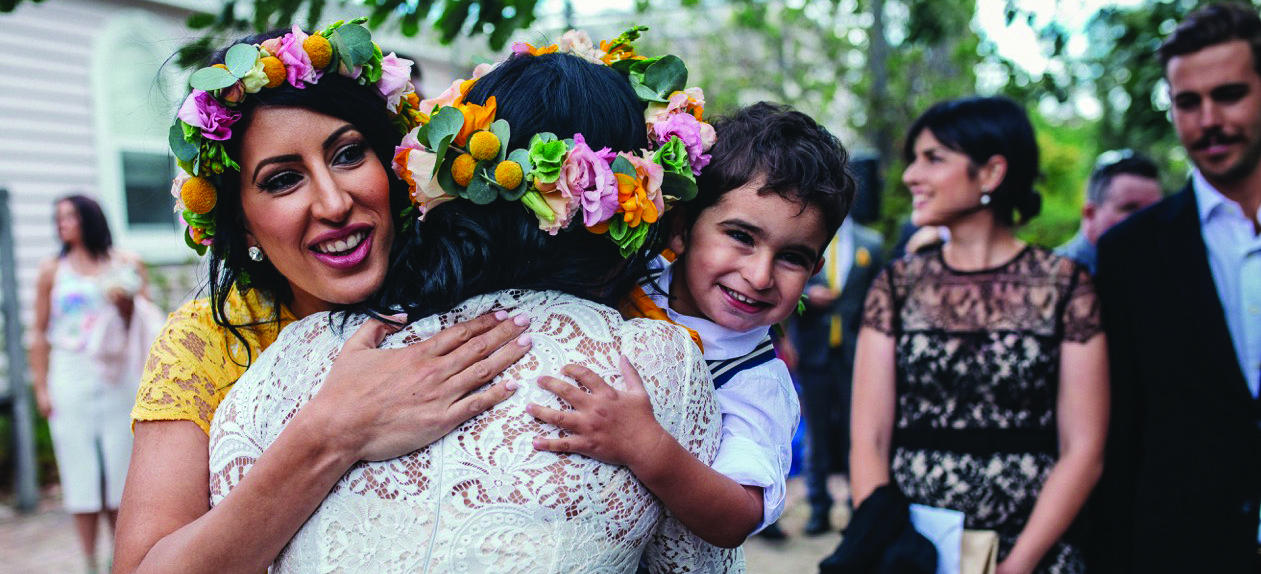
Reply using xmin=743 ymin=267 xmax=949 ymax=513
xmin=393 ymin=26 xmax=714 ymax=256
xmin=168 ymin=18 xmax=423 ymax=255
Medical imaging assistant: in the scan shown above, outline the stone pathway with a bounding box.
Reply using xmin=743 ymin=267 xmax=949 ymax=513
xmin=0 ymin=476 xmax=851 ymax=573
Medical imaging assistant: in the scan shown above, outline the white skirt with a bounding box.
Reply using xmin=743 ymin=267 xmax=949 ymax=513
xmin=47 ymin=349 xmax=134 ymax=513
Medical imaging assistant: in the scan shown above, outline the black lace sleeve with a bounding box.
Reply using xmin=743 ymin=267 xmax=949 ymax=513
xmin=861 ymin=265 xmax=896 ymax=335
xmin=1062 ymin=265 xmax=1102 ymax=343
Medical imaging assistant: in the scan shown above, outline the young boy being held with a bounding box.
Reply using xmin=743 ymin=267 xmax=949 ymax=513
xmin=528 ymin=102 xmax=856 ymax=547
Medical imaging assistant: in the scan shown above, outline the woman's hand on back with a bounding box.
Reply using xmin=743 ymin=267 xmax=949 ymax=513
xmin=310 ymin=310 xmax=534 ymax=462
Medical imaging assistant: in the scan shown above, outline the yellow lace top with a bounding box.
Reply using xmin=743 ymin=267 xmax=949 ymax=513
xmin=131 ymin=287 xmax=295 ymax=435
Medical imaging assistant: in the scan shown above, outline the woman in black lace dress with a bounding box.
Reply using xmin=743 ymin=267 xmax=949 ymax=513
xmin=850 ymin=97 xmax=1107 ymax=574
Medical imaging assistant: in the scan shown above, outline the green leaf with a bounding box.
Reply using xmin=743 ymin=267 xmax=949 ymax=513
xmin=430 ymin=134 xmax=455 ymax=179
xmin=224 ymin=43 xmax=258 ymax=78
xmin=489 ymin=119 xmax=510 ymax=162
xmin=660 ymin=171 xmax=698 ymax=202
xmin=610 ymin=155 xmax=637 ymax=179
xmin=182 ymin=227 xmax=208 ymax=256
xmin=331 ymin=23 xmax=374 ymax=67
xmin=169 ymin=124 xmax=198 ymax=163
xmin=189 ymin=66 xmax=236 ymax=91
xmin=641 ymin=55 xmax=688 ymax=101
xmin=427 ymin=107 xmax=464 ymax=151
xmin=465 ymin=163 xmax=498 ymax=204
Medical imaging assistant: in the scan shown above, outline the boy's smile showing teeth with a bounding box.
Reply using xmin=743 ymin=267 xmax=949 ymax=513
xmin=669 ymin=181 xmax=828 ymax=334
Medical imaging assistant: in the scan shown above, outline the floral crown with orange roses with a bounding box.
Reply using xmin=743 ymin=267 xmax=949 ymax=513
xmin=393 ymin=26 xmax=714 ymax=256
xmin=168 ymin=18 xmax=424 ymax=255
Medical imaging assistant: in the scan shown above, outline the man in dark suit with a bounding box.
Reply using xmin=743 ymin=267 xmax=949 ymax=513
xmin=787 ymin=217 xmax=884 ymax=535
xmin=1093 ymin=4 xmax=1261 ymax=572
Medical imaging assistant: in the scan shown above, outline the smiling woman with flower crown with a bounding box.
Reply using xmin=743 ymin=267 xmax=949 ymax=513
xmin=203 ymin=27 xmax=740 ymax=572
xmin=114 ymin=21 xmax=535 ymax=573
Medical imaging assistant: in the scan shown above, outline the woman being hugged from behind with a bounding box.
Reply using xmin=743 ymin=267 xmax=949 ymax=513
xmin=850 ymin=96 xmax=1107 ymax=574
xmin=31 ymin=195 xmax=148 ymax=573
xmin=205 ymin=29 xmax=738 ymax=572
xmin=116 ymin=21 xmax=532 ymax=574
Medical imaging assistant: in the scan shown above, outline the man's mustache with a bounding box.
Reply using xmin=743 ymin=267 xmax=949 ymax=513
xmin=1191 ymin=129 xmax=1246 ymax=150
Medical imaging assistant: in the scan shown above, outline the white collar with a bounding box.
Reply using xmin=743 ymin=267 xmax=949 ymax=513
xmin=648 ymin=258 xmax=772 ymax=361
xmin=1192 ymin=169 xmax=1242 ymax=223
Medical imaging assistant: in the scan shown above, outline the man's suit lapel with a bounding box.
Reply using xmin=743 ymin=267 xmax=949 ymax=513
xmin=1159 ymin=185 xmax=1250 ymax=395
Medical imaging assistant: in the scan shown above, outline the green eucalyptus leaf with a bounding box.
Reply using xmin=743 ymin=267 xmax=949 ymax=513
xmin=169 ymin=124 xmax=198 ymax=162
xmin=427 ymin=107 xmax=464 ymax=151
xmin=465 ymin=163 xmax=498 ymax=204
xmin=331 ymin=23 xmax=374 ymax=67
xmin=431 ymin=134 xmax=455 ymax=178
xmin=660 ymin=171 xmax=698 ymax=202
xmin=610 ymin=155 xmax=637 ymax=178
xmin=183 ymin=228 xmax=208 ymax=255
xmin=641 ymin=55 xmax=688 ymax=101
xmin=224 ymin=43 xmax=258 ymax=78
xmin=189 ymin=66 xmax=237 ymax=91
xmin=489 ymin=119 xmax=510 ymax=162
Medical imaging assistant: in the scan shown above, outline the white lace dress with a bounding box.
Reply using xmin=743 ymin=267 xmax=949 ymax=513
xmin=208 ymin=289 xmax=743 ymax=573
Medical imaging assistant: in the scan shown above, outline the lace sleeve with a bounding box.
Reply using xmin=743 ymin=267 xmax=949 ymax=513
xmin=860 ymin=265 xmax=896 ymax=335
xmin=130 ymin=299 xmax=241 ymax=435
xmin=131 ymin=290 xmax=284 ymax=435
xmin=635 ymin=321 xmax=744 ymax=573
xmin=1062 ymin=265 xmax=1102 ymax=344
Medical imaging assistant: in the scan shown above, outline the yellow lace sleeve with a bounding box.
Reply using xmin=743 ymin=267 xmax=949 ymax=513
xmin=131 ymin=288 xmax=292 ymax=435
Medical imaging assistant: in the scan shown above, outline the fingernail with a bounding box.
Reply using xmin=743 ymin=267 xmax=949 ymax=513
xmin=532 ymin=438 xmax=544 ymax=449
xmin=495 ymin=310 xmax=509 ymax=321
xmin=513 ymin=313 xmax=531 ymax=326
xmin=387 ymin=312 xmax=407 ymax=322
xmin=506 ymin=380 xmax=519 ymax=391
xmin=516 ymin=333 xmax=532 ymax=346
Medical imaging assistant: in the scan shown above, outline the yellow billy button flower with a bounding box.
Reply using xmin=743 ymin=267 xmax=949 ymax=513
xmin=303 ymin=34 xmax=333 ymax=70
xmin=181 ymin=176 xmax=218 ymax=214
xmin=495 ymin=160 xmax=523 ymax=189
xmin=468 ymin=131 xmax=501 ymax=161
xmin=452 ymin=153 xmax=477 ymax=187
xmin=260 ymin=56 xmax=286 ymax=89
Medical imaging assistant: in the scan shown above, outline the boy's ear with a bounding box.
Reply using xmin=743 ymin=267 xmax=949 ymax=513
xmin=812 ymin=256 xmax=826 ymax=276
xmin=666 ymin=207 xmax=690 ymax=256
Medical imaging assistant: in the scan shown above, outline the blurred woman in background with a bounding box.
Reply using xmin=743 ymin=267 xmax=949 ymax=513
xmin=31 ymin=194 xmax=148 ymax=573
xmin=850 ymin=96 xmax=1108 ymax=574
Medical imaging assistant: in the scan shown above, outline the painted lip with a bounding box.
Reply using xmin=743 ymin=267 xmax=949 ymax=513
xmin=308 ymin=223 xmax=374 ymax=271
xmin=719 ymin=284 xmax=771 ymax=314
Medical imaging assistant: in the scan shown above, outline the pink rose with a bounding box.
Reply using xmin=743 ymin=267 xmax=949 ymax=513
xmin=646 ymin=87 xmax=706 ymax=130
xmin=557 ymin=134 xmax=618 ymax=227
xmin=418 ymin=63 xmax=492 ymax=115
xmin=392 ymin=135 xmax=456 ymax=219
xmin=177 ymin=90 xmax=241 ymax=141
xmin=378 ymin=52 xmax=414 ymax=109
xmin=653 ymin=113 xmax=712 ymax=176
xmin=276 ymin=26 xmax=322 ymax=88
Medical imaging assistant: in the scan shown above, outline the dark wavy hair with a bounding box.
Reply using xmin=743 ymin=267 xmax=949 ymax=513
xmin=685 ymin=102 xmax=855 ymax=254
xmin=1159 ymin=3 xmax=1261 ymax=78
xmin=903 ymin=96 xmax=1042 ymax=227
xmin=191 ymin=29 xmax=410 ymax=364
xmin=56 ymin=194 xmax=113 ymax=259
xmin=369 ymin=52 xmax=656 ymax=320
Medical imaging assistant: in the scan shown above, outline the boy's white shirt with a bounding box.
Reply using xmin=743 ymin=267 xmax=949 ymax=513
xmin=647 ymin=256 xmax=800 ymax=532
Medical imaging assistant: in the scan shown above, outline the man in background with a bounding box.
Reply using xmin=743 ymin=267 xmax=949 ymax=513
xmin=1055 ymin=150 xmax=1163 ymax=274
xmin=787 ymin=216 xmax=884 ymax=536
xmin=1093 ymin=3 xmax=1261 ymax=572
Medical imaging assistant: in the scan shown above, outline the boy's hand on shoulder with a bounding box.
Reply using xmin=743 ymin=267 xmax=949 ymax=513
xmin=528 ymin=357 xmax=670 ymax=473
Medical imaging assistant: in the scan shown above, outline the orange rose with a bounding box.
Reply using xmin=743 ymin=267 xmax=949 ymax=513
xmin=453 ymin=96 xmax=496 ymax=147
